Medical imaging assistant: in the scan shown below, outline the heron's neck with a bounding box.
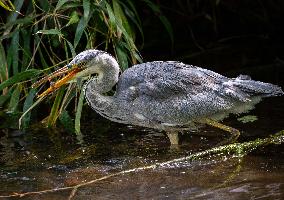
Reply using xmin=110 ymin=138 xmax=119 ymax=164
xmin=83 ymin=54 xmax=120 ymax=113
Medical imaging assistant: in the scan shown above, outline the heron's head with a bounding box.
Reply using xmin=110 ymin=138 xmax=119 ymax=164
xmin=66 ymin=49 xmax=119 ymax=80
xmin=33 ymin=49 xmax=120 ymax=97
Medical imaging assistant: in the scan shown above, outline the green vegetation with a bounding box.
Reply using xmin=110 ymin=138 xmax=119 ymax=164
xmin=0 ymin=0 xmax=172 ymax=133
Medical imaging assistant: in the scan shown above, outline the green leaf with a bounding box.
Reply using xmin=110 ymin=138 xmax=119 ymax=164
xmin=237 ymin=115 xmax=258 ymax=123
xmin=4 ymin=0 xmax=24 ymax=35
xmin=55 ymin=0 xmax=69 ymax=10
xmin=11 ymin=28 xmax=19 ymax=74
xmin=65 ymin=39 xmax=76 ymax=58
xmin=59 ymin=110 xmax=75 ymax=134
xmin=159 ymin=15 xmax=174 ymax=46
xmin=113 ymin=0 xmax=133 ymax=38
xmin=66 ymin=11 xmax=79 ymax=27
xmin=36 ymin=29 xmax=63 ymax=36
xmin=21 ymin=29 xmax=32 ymax=70
xmin=0 ymin=16 xmax=33 ymax=31
xmin=0 ymin=69 xmax=41 ymax=91
xmin=74 ymin=17 xmax=88 ymax=48
xmin=8 ymin=85 xmax=21 ymax=112
xmin=0 ymin=42 xmax=8 ymax=82
xmin=143 ymin=0 xmax=174 ymax=46
xmin=0 ymin=0 xmax=15 ymax=11
xmin=0 ymin=94 xmax=10 ymax=107
xmin=83 ymin=0 xmax=90 ymax=22
xmin=19 ymin=95 xmax=46 ymax=129
xmin=75 ymin=88 xmax=84 ymax=138
xmin=115 ymin=42 xmax=128 ymax=70
xmin=38 ymin=0 xmax=50 ymax=12
xmin=21 ymin=88 xmax=37 ymax=128
xmin=47 ymin=86 xmax=66 ymax=127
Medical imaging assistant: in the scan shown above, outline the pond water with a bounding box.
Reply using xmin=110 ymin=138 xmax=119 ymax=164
xmin=0 ymin=95 xmax=283 ymax=199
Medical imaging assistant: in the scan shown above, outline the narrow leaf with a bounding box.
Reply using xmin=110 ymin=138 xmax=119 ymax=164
xmin=0 ymin=94 xmax=10 ymax=107
xmin=66 ymin=39 xmax=76 ymax=57
xmin=4 ymin=0 xmax=24 ymax=36
xmin=115 ymin=43 xmax=128 ymax=70
xmin=66 ymin=11 xmax=79 ymax=27
xmin=59 ymin=110 xmax=75 ymax=134
xmin=21 ymin=88 xmax=37 ymax=128
xmin=21 ymin=29 xmax=32 ymax=70
xmin=143 ymin=0 xmax=174 ymax=46
xmin=11 ymin=28 xmax=19 ymax=74
xmin=75 ymin=88 xmax=84 ymax=138
xmin=0 ymin=42 xmax=8 ymax=82
xmin=8 ymin=85 xmax=21 ymax=112
xmin=83 ymin=0 xmax=90 ymax=22
xmin=113 ymin=0 xmax=133 ymax=38
xmin=55 ymin=0 xmax=69 ymax=10
xmin=0 ymin=69 xmax=41 ymax=91
xmin=74 ymin=17 xmax=88 ymax=48
xmin=19 ymin=94 xmax=46 ymax=129
xmin=47 ymin=86 xmax=66 ymax=127
xmin=36 ymin=29 xmax=63 ymax=36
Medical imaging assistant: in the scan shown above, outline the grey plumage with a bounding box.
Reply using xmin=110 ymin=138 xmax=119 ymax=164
xmin=71 ymin=50 xmax=283 ymax=132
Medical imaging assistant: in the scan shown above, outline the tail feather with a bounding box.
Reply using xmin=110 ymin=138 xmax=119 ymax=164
xmin=222 ymin=75 xmax=283 ymax=102
xmin=234 ymin=79 xmax=283 ymax=97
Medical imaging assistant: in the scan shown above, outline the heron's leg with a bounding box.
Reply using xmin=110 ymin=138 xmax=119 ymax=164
xmin=204 ymin=118 xmax=240 ymax=144
xmin=166 ymin=131 xmax=180 ymax=145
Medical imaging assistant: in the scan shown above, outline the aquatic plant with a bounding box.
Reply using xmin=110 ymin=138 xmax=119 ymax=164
xmin=0 ymin=0 xmax=172 ymax=133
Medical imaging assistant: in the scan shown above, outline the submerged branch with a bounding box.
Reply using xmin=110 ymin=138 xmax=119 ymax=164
xmin=0 ymin=130 xmax=283 ymax=199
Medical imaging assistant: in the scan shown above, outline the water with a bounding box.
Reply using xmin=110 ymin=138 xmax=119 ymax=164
xmin=0 ymin=97 xmax=283 ymax=199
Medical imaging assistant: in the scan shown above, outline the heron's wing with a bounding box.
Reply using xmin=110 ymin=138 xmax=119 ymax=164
xmin=117 ymin=61 xmax=228 ymax=100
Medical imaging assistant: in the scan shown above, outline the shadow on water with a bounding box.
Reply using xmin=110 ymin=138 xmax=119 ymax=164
xmin=0 ymin=95 xmax=283 ymax=199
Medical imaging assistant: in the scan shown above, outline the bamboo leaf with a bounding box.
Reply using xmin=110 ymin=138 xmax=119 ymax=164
xmin=55 ymin=0 xmax=69 ymax=10
xmin=36 ymin=29 xmax=63 ymax=36
xmin=21 ymin=88 xmax=37 ymax=128
xmin=21 ymin=29 xmax=32 ymax=70
xmin=0 ymin=69 xmax=41 ymax=91
xmin=66 ymin=11 xmax=79 ymax=27
xmin=0 ymin=42 xmax=8 ymax=83
xmin=19 ymin=95 xmax=46 ymax=129
xmin=83 ymin=0 xmax=90 ymax=22
xmin=113 ymin=0 xmax=133 ymax=38
xmin=0 ymin=0 xmax=15 ymax=11
xmin=0 ymin=16 xmax=33 ymax=30
xmin=47 ymin=86 xmax=66 ymax=127
xmin=143 ymin=0 xmax=174 ymax=46
xmin=59 ymin=110 xmax=75 ymax=134
xmin=75 ymin=88 xmax=84 ymax=138
xmin=8 ymin=85 xmax=21 ymax=112
xmin=74 ymin=17 xmax=87 ymax=48
xmin=11 ymin=28 xmax=19 ymax=74
xmin=159 ymin=15 xmax=174 ymax=46
xmin=38 ymin=0 xmax=50 ymax=12
xmin=66 ymin=39 xmax=76 ymax=58
xmin=0 ymin=94 xmax=10 ymax=107
xmin=115 ymin=42 xmax=128 ymax=70
xmin=4 ymin=0 xmax=24 ymax=36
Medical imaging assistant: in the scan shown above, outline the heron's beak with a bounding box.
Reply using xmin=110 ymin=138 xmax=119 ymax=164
xmin=32 ymin=65 xmax=83 ymax=98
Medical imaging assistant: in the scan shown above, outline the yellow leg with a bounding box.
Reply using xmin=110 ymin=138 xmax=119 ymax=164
xmin=166 ymin=132 xmax=180 ymax=145
xmin=204 ymin=118 xmax=240 ymax=144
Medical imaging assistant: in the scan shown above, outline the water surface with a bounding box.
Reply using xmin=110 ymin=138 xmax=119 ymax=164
xmin=0 ymin=96 xmax=283 ymax=199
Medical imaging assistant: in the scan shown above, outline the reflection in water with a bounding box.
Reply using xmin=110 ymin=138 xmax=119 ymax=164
xmin=0 ymin=97 xmax=283 ymax=199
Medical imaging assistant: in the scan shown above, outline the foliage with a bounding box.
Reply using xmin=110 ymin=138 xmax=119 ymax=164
xmin=0 ymin=0 xmax=172 ymax=134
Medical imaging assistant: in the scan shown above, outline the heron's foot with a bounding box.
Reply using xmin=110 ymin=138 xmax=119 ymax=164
xmin=204 ymin=118 xmax=240 ymax=145
xmin=166 ymin=132 xmax=180 ymax=145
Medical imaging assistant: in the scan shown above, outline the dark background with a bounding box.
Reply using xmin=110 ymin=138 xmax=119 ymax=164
xmin=138 ymin=0 xmax=284 ymax=85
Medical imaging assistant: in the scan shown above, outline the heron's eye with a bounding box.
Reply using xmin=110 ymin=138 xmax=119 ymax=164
xmin=78 ymin=62 xmax=86 ymax=68
xmin=94 ymin=73 xmax=99 ymax=78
